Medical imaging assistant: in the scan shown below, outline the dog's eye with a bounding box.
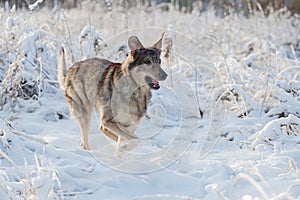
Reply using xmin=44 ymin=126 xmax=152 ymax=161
xmin=144 ymin=59 xmax=151 ymax=65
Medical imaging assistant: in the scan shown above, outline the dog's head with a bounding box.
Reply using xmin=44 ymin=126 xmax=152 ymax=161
xmin=126 ymin=34 xmax=168 ymax=90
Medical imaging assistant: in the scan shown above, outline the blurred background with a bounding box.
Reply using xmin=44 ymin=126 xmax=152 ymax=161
xmin=1 ymin=0 xmax=300 ymax=16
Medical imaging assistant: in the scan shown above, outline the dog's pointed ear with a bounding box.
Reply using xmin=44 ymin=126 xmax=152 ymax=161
xmin=128 ymin=36 xmax=144 ymax=51
xmin=152 ymin=32 xmax=164 ymax=51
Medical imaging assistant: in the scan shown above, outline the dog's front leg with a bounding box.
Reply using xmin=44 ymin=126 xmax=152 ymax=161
xmin=100 ymin=125 xmax=118 ymax=142
xmin=100 ymin=120 xmax=139 ymax=151
xmin=100 ymin=120 xmax=137 ymax=141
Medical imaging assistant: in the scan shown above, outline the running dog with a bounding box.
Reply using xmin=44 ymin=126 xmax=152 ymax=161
xmin=58 ymin=34 xmax=167 ymax=150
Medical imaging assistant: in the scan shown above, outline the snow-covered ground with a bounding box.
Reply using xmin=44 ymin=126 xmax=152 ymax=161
xmin=0 ymin=3 xmax=300 ymax=199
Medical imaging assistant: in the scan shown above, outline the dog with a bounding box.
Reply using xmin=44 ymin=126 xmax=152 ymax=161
xmin=58 ymin=34 xmax=168 ymax=150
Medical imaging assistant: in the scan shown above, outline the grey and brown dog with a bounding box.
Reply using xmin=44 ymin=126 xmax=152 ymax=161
xmin=58 ymin=34 xmax=167 ymax=150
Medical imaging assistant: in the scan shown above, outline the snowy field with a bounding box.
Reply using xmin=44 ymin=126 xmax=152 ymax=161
xmin=0 ymin=2 xmax=300 ymax=199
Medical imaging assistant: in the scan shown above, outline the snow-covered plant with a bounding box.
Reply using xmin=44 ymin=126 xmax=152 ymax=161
xmin=79 ymin=25 xmax=107 ymax=58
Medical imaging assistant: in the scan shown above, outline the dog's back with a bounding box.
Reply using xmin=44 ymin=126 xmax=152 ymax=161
xmin=59 ymin=49 xmax=112 ymax=111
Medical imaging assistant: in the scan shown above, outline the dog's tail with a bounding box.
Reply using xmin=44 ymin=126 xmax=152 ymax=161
xmin=58 ymin=47 xmax=67 ymax=90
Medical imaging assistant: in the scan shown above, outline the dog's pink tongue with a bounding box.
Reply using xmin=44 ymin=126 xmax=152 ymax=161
xmin=152 ymin=80 xmax=159 ymax=88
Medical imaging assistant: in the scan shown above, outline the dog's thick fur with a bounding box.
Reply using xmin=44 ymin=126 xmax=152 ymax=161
xmin=58 ymin=35 xmax=167 ymax=150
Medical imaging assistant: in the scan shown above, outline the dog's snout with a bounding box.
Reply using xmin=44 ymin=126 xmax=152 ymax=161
xmin=152 ymin=63 xmax=168 ymax=81
xmin=158 ymin=68 xmax=168 ymax=81
xmin=161 ymin=70 xmax=168 ymax=80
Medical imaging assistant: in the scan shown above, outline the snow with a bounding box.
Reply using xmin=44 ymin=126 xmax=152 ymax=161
xmin=0 ymin=3 xmax=300 ymax=200
xmin=28 ymin=0 xmax=44 ymax=11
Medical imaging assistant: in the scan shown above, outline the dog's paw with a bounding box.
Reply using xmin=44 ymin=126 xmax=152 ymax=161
xmin=119 ymin=139 xmax=139 ymax=151
xmin=80 ymin=143 xmax=90 ymax=151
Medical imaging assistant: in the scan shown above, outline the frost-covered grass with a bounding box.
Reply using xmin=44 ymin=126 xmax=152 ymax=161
xmin=0 ymin=3 xmax=300 ymax=200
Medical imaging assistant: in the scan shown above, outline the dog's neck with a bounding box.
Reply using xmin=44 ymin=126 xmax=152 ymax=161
xmin=120 ymin=55 xmax=148 ymax=91
xmin=121 ymin=55 xmax=134 ymax=76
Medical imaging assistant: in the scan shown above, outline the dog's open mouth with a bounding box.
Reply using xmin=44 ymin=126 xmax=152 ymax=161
xmin=145 ymin=76 xmax=160 ymax=90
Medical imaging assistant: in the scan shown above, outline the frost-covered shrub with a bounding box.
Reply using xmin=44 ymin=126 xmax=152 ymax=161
xmin=0 ymin=54 xmax=39 ymax=110
xmin=0 ymin=11 xmax=63 ymax=111
xmin=79 ymin=25 xmax=107 ymax=58
xmin=0 ymin=124 xmax=63 ymax=199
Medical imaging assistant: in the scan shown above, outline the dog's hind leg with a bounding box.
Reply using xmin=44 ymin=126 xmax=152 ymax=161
xmin=66 ymin=94 xmax=92 ymax=150
xmin=77 ymin=105 xmax=91 ymax=150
